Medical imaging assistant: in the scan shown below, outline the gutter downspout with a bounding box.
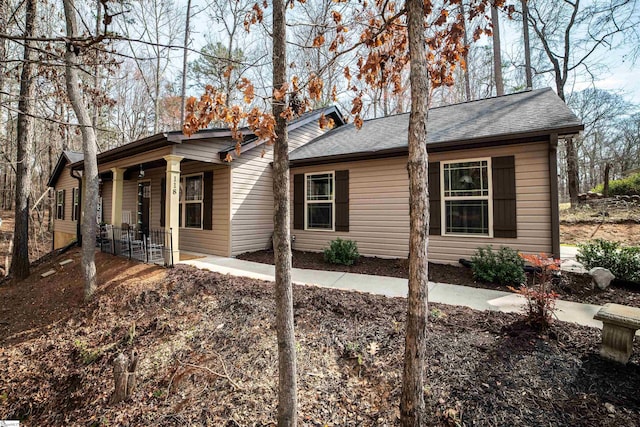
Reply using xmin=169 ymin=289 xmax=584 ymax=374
xmin=70 ymin=168 xmax=83 ymax=246
xmin=549 ymin=134 xmax=560 ymax=259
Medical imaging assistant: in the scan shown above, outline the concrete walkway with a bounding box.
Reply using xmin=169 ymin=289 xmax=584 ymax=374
xmin=179 ymin=253 xmax=603 ymax=329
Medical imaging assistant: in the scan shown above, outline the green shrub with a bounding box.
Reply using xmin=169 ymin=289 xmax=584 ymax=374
xmin=471 ymin=245 xmax=525 ymax=286
xmin=577 ymin=239 xmax=640 ymax=283
xmin=323 ymin=238 xmax=359 ymax=266
xmin=592 ymin=172 xmax=640 ymax=196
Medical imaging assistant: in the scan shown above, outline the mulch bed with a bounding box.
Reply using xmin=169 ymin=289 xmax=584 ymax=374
xmin=2 ymin=254 xmax=640 ymax=425
xmin=238 ymin=249 xmax=640 ymax=307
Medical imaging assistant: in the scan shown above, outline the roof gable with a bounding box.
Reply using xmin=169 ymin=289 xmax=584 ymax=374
xmin=289 ymin=88 xmax=583 ymax=163
xmin=47 ymin=151 xmax=83 ymax=187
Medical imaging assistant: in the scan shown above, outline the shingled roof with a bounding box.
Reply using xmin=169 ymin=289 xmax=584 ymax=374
xmin=289 ymin=88 xmax=583 ymax=164
xmin=47 ymin=150 xmax=84 ymax=187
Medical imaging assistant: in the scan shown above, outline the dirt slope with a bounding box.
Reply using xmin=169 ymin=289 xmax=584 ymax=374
xmin=1 ymin=249 xmax=640 ymax=426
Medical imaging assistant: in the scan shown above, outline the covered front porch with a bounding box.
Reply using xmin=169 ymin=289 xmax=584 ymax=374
xmin=73 ymin=138 xmax=232 ymax=264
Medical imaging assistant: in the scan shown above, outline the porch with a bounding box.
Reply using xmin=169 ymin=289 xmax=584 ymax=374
xmin=97 ymin=225 xmax=173 ymax=266
xmin=92 ymin=147 xmax=231 ymax=262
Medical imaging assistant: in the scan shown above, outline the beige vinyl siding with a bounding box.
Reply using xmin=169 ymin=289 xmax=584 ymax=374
xmin=53 ymin=165 xmax=79 ymax=248
xmin=290 ymin=141 xmax=553 ymax=264
xmin=121 ymin=179 xmax=138 ymax=225
xmin=178 ymin=162 xmax=231 ymax=256
xmin=173 ymin=138 xmax=231 ymax=163
xmin=53 ymin=166 xmax=78 ymax=237
xmin=230 ymin=120 xmax=328 ymax=255
xmin=101 ymin=181 xmax=112 ymax=224
xmin=290 ymin=157 xmax=410 ymax=258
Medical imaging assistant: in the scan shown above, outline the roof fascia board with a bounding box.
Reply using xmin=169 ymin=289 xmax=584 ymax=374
xmin=70 ymin=135 xmax=172 ymax=170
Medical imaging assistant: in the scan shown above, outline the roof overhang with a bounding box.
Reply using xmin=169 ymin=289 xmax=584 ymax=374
xmin=218 ymin=106 xmax=345 ymax=161
xmin=289 ymin=124 xmax=584 ymax=168
xmin=70 ymin=133 xmax=173 ymax=170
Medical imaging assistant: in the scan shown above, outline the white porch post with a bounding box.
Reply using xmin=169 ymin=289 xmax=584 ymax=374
xmin=164 ymin=155 xmax=183 ymax=264
xmin=111 ymin=167 xmax=126 ymax=226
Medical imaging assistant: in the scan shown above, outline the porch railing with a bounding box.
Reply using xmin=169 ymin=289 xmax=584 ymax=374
xmin=97 ymin=225 xmax=173 ymax=267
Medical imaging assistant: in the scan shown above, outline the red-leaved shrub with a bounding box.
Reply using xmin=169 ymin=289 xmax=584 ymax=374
xmin=509 ymin=253 xmax=560 ymax=330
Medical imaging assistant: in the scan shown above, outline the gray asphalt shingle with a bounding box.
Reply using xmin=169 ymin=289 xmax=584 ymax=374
xmin=290 ymin=88 xmax=581 ymax=161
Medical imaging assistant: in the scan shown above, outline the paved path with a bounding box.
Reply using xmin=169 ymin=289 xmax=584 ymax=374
xmin=180 ymin=254 xmax=603 ymax=329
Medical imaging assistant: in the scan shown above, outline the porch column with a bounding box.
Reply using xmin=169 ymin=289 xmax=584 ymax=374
xmin=164 ymin=155 xmax=183 ymax=264
xmin=111 ymin=167 xmax=126 ymax=226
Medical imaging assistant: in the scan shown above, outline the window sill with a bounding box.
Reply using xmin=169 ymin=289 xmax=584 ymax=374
xmin=441 ymin=232 xmax=494 ymax=239
xmin=304 ymin=227 xmax=335 ymax=232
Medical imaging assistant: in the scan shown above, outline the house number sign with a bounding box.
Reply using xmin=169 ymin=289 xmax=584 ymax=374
xmin=172 ymin=175 xmax=178 ymax=195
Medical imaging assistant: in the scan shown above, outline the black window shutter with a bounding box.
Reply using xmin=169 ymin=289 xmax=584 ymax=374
xmin=203 ymin=171 xmax=213 ymax=230
xmin=293 ymin=173 xmax=304 ymax=230
xmin=62 ymin=189 xmax=66 ymax=220
xmin=492 ymin=156 xmax=517 ymax=238
xmin=160 ymin=178 xmax=166 ymax=227
xmin=428 ymin=162 xmax=441 ymax=235
xmin=335 ymin=170 xmax=349 ymax=232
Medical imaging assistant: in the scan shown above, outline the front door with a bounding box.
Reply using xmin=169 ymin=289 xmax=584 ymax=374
xmin=138 ymin=181 xmax=151 ymax=236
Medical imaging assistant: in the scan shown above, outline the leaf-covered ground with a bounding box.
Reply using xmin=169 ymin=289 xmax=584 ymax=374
xmin=1 ymin=249 xmax=640 ymax=426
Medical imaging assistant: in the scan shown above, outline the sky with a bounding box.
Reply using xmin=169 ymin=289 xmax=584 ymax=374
xmin=179 ymin=0 xmax=640 ymax=110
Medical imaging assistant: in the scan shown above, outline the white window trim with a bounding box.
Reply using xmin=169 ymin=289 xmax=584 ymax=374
xmin=72 ymin=187 xmax=79 ymax=221
xmin=180 ymin=173 xmax=204 ymax=230
xmin=56 ymin=190 xmax=64 ymax=220
xmin=440 ymin=157 xmax=493 ymax=238
xmin=304 ymin=171 xmax=335 ymax=232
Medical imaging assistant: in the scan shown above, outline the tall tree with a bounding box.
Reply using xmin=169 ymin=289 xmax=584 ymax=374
xmin=10 ymin=0 xmax=37 ymax=279
xmin=189 ymin=42 xmax=247 ymax=102
xmin=521 ymin=0 xmax=532 ymax=89
xmin=119 ymin=0 xmax=181 ymax=134
xmin=180 ymin=0 xmax=192 ymax=122
xmin=63 ymin=0 xmax=99 ymax=299
xmin=490 ymin=3 xmax=504 ymax=96
xmin=272 ymin=0 xmax=298 ymax=423
xmin=526 ymin=0 xmax=638 ymax=205
xmin=459 ymin=1 xmax=472 ymax=101
xmin=401 ymin=2 xmax=430 ymax=423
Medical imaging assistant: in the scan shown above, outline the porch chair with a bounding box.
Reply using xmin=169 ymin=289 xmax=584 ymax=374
xmin=99 ymin=224 xmax=113 ymax=253
xmin=146 ymin=237 xmax=164 ymax=264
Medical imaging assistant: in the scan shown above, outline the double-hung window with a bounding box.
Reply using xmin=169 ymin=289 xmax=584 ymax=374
xmin=179 ymin=174 xmax=203 ymax=229
xmin=72 ymin=188 xmax=79 ymax=221
xmin=442 ymin=159 xmax=491 ymax=236
xmin=56 ymin=190 xmax=64 ymax=220
xmin=305 ymin=172 xmax=334 ymax=230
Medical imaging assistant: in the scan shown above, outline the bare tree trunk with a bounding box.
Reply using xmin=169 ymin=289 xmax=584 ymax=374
xmin=63 ymin=0 xmax=99 ymax=299
xmin=48 ymin=143 xmax=53 ymax=230
xmin=92 ymin=0 xmax=102 ymax=131
xmin=521 ymin=0 xmax=532 ymax=89
xmin=603 ymin=162 xmax=610 ymax=198
xmin=491 ymin=4 xmax=504 ymax=96
xmin=565 ymin=136 xmax=580 ymax=205
xmin=272 ymin=0 xmax=297 ymax=425
xmin=460 ymin=1 xmax=472 ymax=101
xmin=110 ymin=352 xmax=138 ymax=404
xmin=11 ymin=0 xmax=37 ymax=279
xmin=180 ymin=0 xmax=192 ymax=123
xmin=400 ymin=1 xmax=430 ymax=425
xmin=0 ymin=0 xmax=5 ymax=213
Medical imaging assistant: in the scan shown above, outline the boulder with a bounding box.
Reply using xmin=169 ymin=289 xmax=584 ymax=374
xmin=589 ymin=267 xmax=615 ymax=290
